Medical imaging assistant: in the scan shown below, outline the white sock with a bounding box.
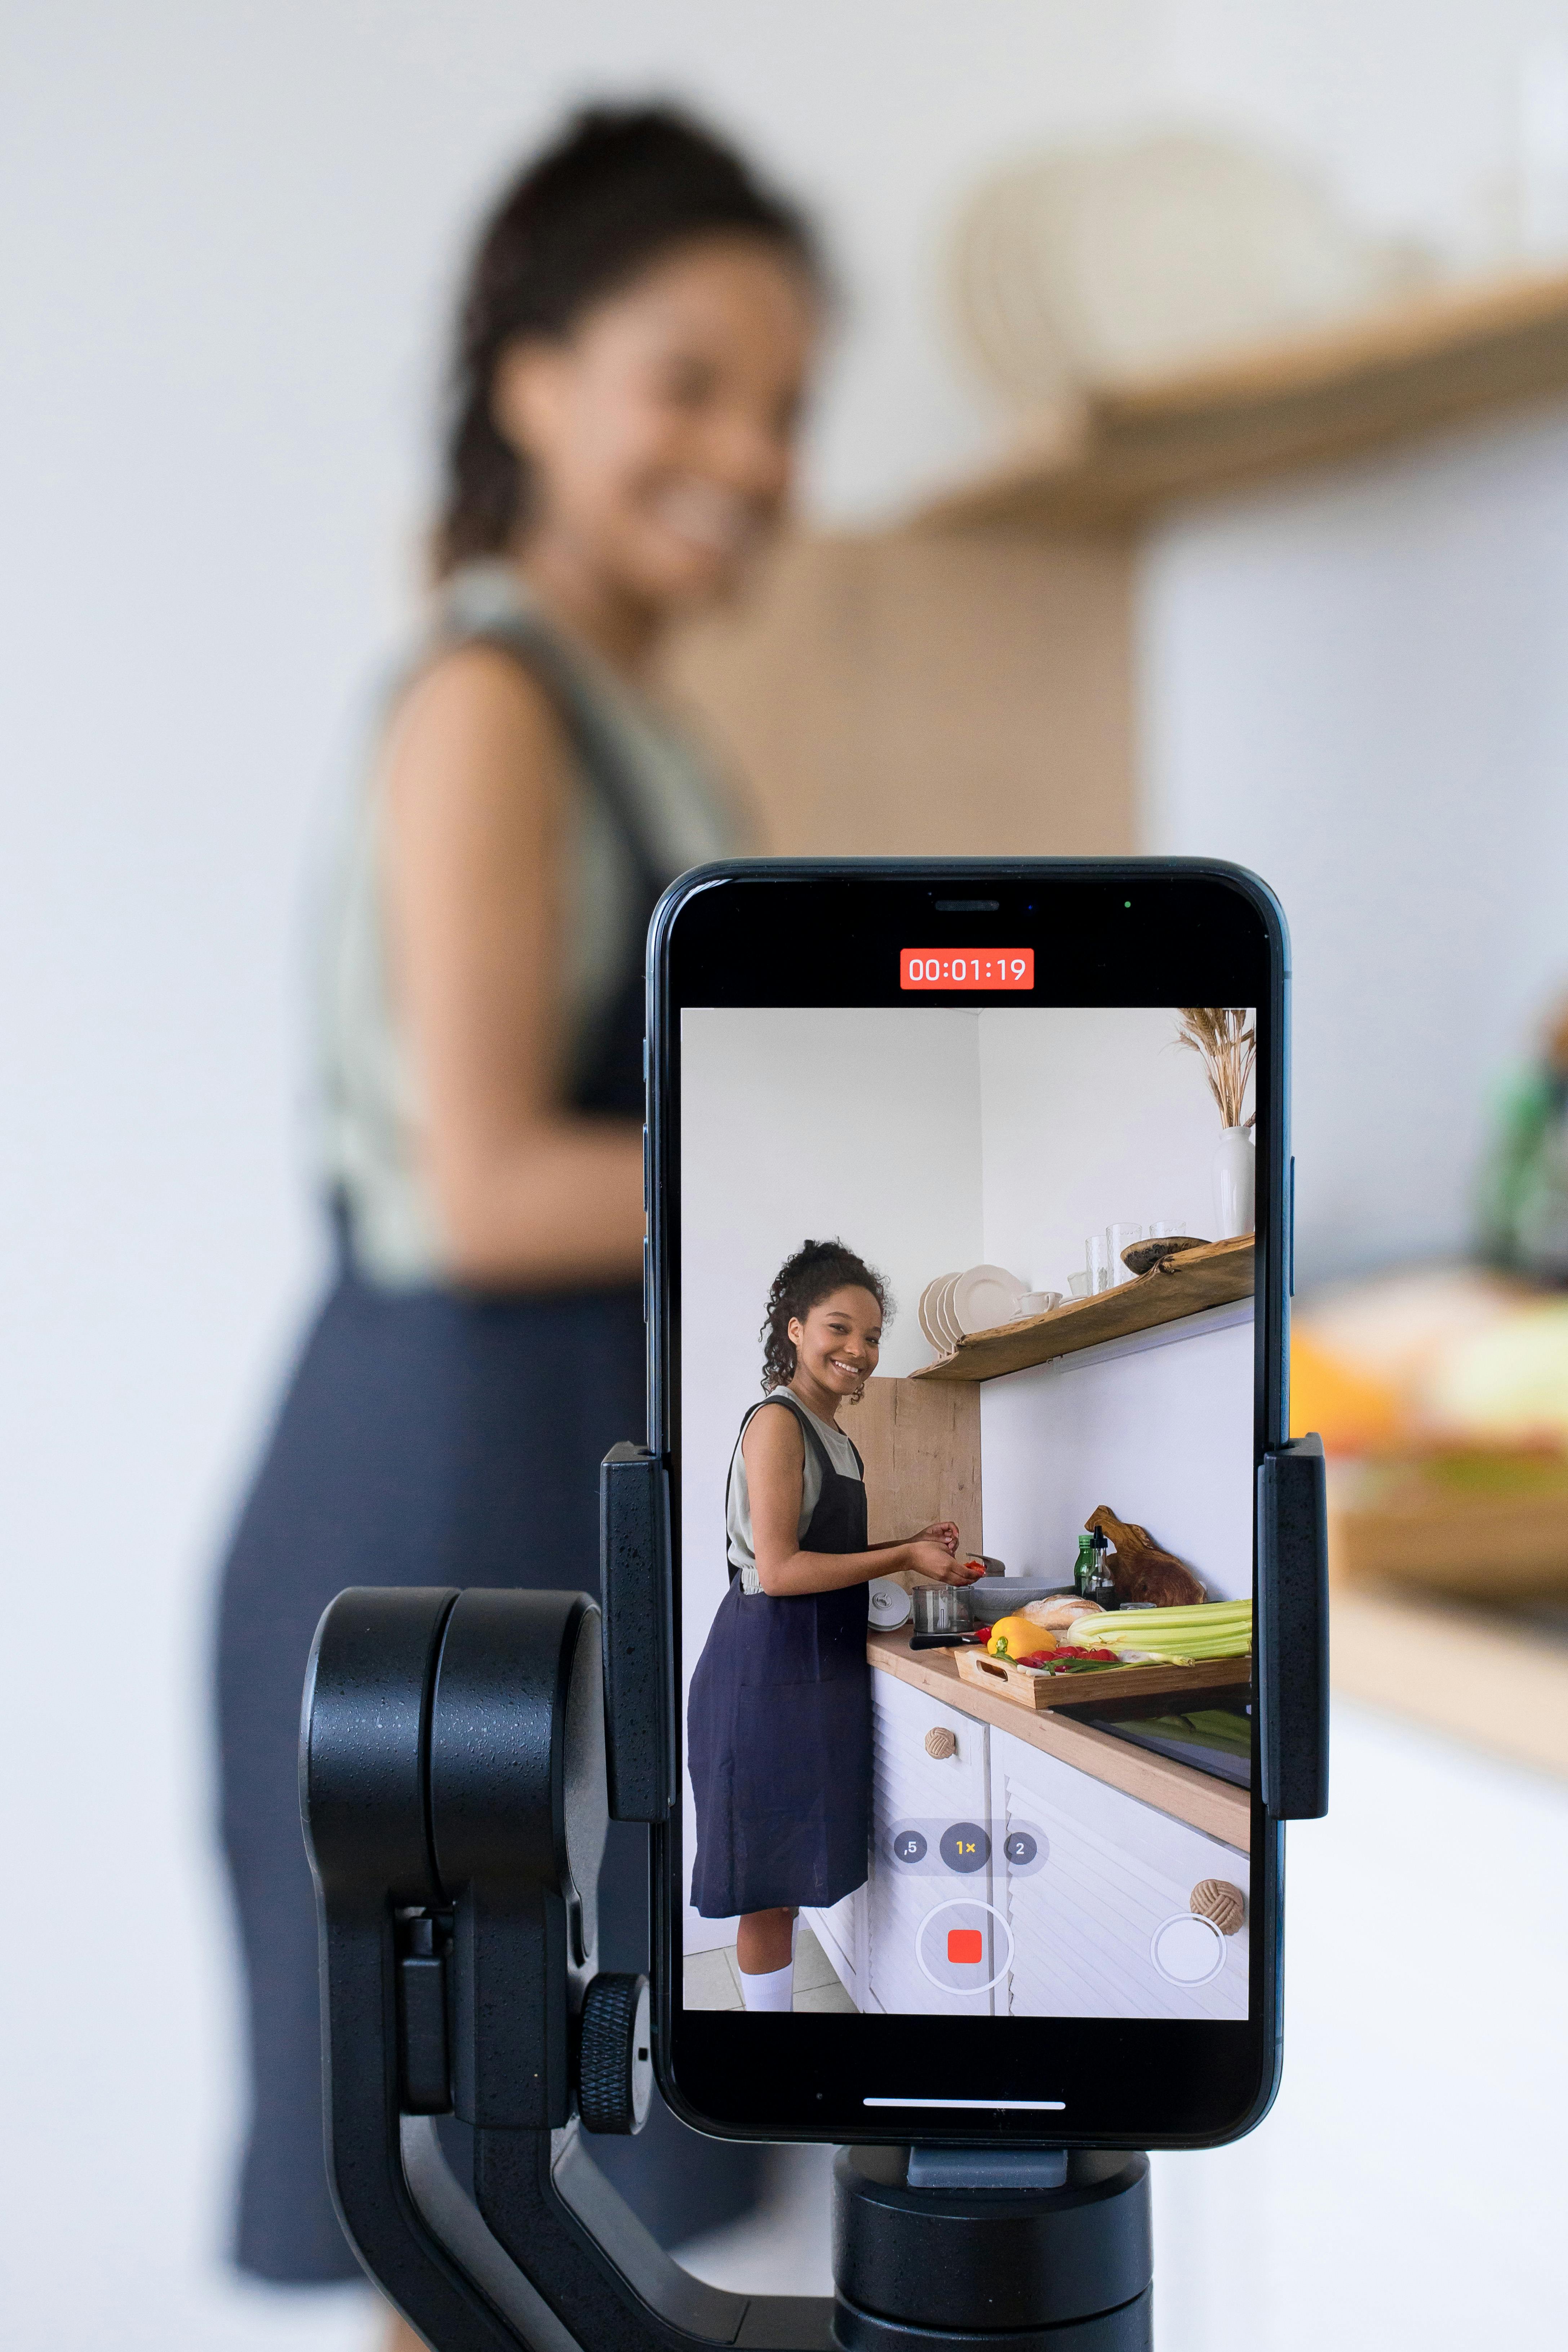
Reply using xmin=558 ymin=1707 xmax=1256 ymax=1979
xmin=740 ymin=1960 xmax=794 ymax=2011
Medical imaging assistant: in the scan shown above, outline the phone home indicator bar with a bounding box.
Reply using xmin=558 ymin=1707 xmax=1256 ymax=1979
xmin=901 ymin=948 xmax=1035 ymax=991
xmin=863 ymin=2095 xmax=1066 ymax=2111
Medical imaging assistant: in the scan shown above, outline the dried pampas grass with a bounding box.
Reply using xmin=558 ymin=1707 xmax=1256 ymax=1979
xmin=1175 ymin=1007 xmax=1255 ymax=1130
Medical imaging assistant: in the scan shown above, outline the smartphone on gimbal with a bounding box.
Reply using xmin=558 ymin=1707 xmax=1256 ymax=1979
xmin=644 ymin=859 xmax=1291 ymax=2149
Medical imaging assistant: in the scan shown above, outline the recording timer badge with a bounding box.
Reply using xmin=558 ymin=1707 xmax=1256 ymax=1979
xmin=901 ymin=947 xmax=1035 ymax=990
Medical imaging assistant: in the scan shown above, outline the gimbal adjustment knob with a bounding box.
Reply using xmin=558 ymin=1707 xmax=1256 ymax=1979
xmin=576 ymin=1971 xmax=652 ymax=2136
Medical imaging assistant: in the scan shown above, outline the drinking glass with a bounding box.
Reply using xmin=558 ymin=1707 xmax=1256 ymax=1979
xmin=1106 ymin=1222 xmax=1143 ymax=1284
xmin=1084 ymin=1235 xmax=1112 ymax=1294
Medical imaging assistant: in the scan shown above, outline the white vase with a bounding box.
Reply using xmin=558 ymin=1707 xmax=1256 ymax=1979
xmin=1212 ymin=1126 xmax=1255 ymax=1239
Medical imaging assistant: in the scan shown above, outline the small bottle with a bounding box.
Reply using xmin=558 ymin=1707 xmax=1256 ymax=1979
xmin=1072 ymin=1531 xmax=1095 ymax=1595
xmin=1084 ymin=1530 xmax=1119 ymax=1610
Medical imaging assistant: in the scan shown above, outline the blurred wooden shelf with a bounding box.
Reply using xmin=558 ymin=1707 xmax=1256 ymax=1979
xmin=910 ymin=1235 xmax=1253 ymax=1384
xmin=913 ymin=267 xmax=1568 ymax=533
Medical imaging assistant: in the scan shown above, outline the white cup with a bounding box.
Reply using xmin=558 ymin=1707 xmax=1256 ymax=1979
xmin=1013 ymin=1289 xmax=1062 ymax=1319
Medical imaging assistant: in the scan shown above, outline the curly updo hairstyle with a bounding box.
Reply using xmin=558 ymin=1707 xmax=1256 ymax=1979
xmin=760 ymin=1240 xmax=891 ymax=1399
xmin=434 ymin=103 xmax=822 ymax=576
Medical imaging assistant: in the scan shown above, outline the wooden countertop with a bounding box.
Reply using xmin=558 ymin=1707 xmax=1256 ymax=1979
xmin=869 ymin=1628 xmax=1249 ymax=1851
xmin=1331 ymin=1585 xmax=1568 ymax=1778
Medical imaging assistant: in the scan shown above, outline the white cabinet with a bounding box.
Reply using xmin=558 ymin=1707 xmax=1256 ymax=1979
xmin=865 ymin=1670 xmax=996 ymax=2015
xmin=826 ymin=1672 xmax=1251 ymax=2023
xmin=987 ymin=1726 xmax=1249 ymax=2021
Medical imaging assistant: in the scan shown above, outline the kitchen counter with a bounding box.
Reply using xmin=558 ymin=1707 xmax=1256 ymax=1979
xmin=868 ymin=1627 xmax=1250 ymax=1851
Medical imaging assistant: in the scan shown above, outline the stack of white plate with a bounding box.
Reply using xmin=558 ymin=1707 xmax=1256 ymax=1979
xmin=918 ymin=1265 xmax=1027 ymax=1352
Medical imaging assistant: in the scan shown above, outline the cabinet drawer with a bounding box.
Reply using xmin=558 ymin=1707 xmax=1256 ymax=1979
xmin=867 ymin=1670 xmax=995 ymax=2016
xmin=990 ymin=1730 xmax=1250 ymax=2022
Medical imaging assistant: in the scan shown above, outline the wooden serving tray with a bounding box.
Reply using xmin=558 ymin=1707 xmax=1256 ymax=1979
xmin=954 ymin=1646 xmax=1252 ymax=1712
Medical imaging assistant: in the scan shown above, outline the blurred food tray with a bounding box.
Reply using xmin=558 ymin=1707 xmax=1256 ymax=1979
xmin=1331 ymin=1585 xmax=1568 ymax=1779
xmin=1329 ymin=1453 xmax=1568 ymax=1596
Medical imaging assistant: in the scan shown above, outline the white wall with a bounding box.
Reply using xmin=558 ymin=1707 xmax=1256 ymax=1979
xmin=978 ymin=1004 xmax=1230 ymax=1297
xmin=1142 ymin=409 xmax=1568 ymax=1284
xmin=975 ymin=1005 xmax=1252 ymax=1595
xmin=980 ymin=1315 xmax=1254 ymax=1597
xmin=678 ymin=1004 xmax=982 ymax=1623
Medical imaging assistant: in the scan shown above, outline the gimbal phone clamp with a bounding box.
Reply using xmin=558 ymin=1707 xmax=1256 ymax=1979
xmin=301 ymin=1438 xmax=1328 ymax=2351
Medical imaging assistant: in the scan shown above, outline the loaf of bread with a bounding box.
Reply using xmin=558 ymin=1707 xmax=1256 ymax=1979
xmin=1022 ymin=1596 xmax=1105 ymax=1630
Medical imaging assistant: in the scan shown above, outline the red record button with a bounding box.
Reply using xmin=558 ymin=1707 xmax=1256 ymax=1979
xmin=901 ymin=949 xmax=1034 ymax=991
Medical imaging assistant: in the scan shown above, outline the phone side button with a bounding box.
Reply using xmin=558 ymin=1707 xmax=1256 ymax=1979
xmin=1288 ymin=1156 xmax=1297 ymax=1297
xmin=643 ymin=1236 xmax=651 ymax=1325
xmin=642 ymin=1123 xmax=649 ymax=1211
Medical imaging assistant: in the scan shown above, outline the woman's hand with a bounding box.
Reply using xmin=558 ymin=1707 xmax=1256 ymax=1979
xmin=905 ymin=1541 xmax=985 ymax=1585
xmin=911 ymin=1521 xmax=960 ymax=1556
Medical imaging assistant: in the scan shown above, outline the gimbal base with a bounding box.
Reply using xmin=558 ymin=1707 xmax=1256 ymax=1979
xmin=301 ymin=1579 xmax=1152 ymax=2350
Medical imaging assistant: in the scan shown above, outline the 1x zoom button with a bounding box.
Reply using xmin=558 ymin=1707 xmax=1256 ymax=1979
xmin=938 ymin=1822 xmax=989 ymax=1874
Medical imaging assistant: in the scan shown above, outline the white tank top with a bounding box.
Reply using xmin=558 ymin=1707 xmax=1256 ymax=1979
xmin=726 ymin=1394 xmax=865 ymax=1594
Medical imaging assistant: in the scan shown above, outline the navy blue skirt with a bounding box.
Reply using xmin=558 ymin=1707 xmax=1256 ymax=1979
xmin=215 ymin=1254 xmax=764 ymax=2281
xmin=688 ymin=1577 xmax=872 ymax=1918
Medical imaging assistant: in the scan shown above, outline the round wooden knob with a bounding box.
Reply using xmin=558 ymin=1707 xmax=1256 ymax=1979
xmin=924 ymin=1726 xmax=958 ymax=1760
xmin=1190 ymin=1878 xmax=1245 ymax=1936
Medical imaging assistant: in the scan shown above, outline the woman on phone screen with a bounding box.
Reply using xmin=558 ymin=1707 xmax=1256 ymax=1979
xmin=688 ymin=1242 xmax=983 ymax=2008
xmin=214 ymin=106 xmax=823 ymax=2309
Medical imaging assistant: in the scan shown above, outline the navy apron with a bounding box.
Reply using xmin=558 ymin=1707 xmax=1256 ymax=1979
xmin=688 ymin=1394 xmax=873 ymax=1918
xmin=214 ymin=612 xmax=764 ymax=2284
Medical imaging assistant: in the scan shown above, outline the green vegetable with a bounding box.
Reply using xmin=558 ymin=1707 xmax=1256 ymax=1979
xmin=1063 ymin=1599 xmax=1252 ymax=1661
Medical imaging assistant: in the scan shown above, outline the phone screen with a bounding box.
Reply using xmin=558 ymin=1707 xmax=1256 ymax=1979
xmin=650 ymin=864 xmax=1287 ymax=2144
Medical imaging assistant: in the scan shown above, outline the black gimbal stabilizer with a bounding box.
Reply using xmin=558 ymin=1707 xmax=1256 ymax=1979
xmin=301 ymin=1439 xmax=1328 ymax=2352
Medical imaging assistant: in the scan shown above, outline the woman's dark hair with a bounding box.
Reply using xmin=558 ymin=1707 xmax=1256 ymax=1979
xmin=435 ymin=103 xmax=822 ymax=576
xmin=761 ymin=1240 xmax=891 ymax=1396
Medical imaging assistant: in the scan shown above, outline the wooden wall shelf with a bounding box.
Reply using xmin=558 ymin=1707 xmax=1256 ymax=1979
xmin=913 ymin=267 xmax=1568 ymax=534
xmin=910 ymin=1235 xmax=1254 ymax=1384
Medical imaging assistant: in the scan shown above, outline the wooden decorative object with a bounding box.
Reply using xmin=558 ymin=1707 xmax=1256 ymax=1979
xmin=1085 ymin=1505 xmax=1206 ymax=1607
xmin=1190 ymin=1878 xmax=1246 ymax=1936
xmin=1120 ymin=1234 xmax=1207 ymax=1278
xmin=924 ymin=1726 xmax=959 ymax=1760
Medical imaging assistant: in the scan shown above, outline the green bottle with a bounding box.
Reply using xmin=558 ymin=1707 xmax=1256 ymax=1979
xmin=1073 ymin=1531 xmax=1095 ymax=1596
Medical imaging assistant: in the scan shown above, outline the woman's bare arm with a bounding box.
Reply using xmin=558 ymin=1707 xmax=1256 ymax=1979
xmin=745 ymin=1406 xmax=974 ymax=1596
xmin=380 ymin=642 xmax=644 ymax=1287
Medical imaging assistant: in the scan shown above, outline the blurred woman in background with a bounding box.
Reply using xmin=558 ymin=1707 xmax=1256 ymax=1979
xmin=215 ymin=104 xmax=823 ymax=2320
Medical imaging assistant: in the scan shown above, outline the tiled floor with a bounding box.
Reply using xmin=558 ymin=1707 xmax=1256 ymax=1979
xmin=683 ymin=1925 xmax=858 ymax=2012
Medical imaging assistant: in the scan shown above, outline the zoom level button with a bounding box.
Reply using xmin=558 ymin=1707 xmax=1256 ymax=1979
xmin=938 ymin=1821 xmax=989 ymax=1874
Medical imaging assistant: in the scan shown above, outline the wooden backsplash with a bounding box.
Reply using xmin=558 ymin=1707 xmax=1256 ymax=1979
xmin=662 ymin=528 xmax=1134 ymax=860
xmin=850 ymin=1374 xmax=982 ymax=1567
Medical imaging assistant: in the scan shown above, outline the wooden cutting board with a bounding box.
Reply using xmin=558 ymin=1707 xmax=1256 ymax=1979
xmin=954 ymin=1646 xmax=1252 ymax=1712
